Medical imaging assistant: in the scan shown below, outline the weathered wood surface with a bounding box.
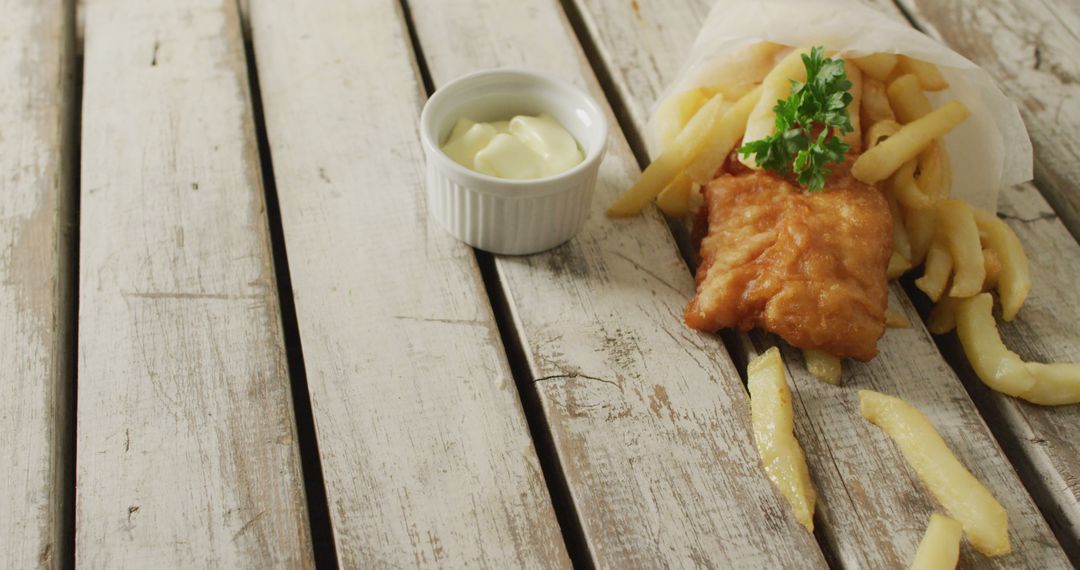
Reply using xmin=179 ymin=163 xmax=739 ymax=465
xmin=247 ymin=1 xmax=570 ymax=567
xmin=895 ymin=0 xmax=1080 ymax=241
xmin=568 ymin=0 xmax=1072 ymax=566
xmin=409 ymin=0 xmax=828 ymax=567
xmin=77 ymin=0 xmax=313 ymax=566
xmin=0 ymin=1 xmax=75 ymax=568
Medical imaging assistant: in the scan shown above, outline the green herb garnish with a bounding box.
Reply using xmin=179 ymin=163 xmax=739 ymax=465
xmin=738 ymin=46 xmax=854 ymax=192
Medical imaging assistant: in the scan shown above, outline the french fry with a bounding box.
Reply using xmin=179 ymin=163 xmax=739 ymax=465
xmin=740 ymin=48 xmax=811 ymax=168
xmin=843 ymin=62 xmax=863 ymax=148
xmin=887 ymin=74 xmax=933 ymax=123
xmin=852 ymin=101 xmax=970 ymax=184
xmin=655 ymin=88 xmax=710 ymax=150
xmin=905 ymin=203 xmax=935 ymax=265
xmin=937 ymin=199 xmax=985 ymax=298
xmin=885 ymin=308 xmax=911 ymax=328
xmin=916 ymin=140 xmax=951 ymax=201
xmin=1024 ymin=362 xmax=1080 ymax=406
xmin=982 ymin=247 xmax=1002 ymax=290
xmin=927 ymin=296 xmax=962 ymax=334
xmin=890 ymin=160 xmax=936 ymax=210
xmin=957 ymin=293 xmax=1080 ymax=405
xmin=909 ymin=514 xmax=963 ymax=570
xmin=972 ymin=209 xmax=1030 ymax=321
xmin=886 ymin=192 xmax=912 ymax=260
xmin=851 ymin=52 xmax=899 ymax=81
xmin=956 ymin=294 xmax=1036 ymax=398
xmin=608 ymin=94 xmax=725 ymax=217
xmin=655 ymin=173 xmax=694 ymax=217
xmin=684 ymin=85 xmax=763 ymax=185
xmin=748 ymin=347 xmax=817 ymax=532
xmin=859 ymin=389 xmax=1010 ymax=556
xmin=803 ymin=349 xmax=841 ymax=385
xmin=888 ymin=252 xmax=913 ymax=279
xmin=915 ymin=241 xmax=952 ymax=302
xmin=864 ymin=119 xmax=901 ymax=151
xmin=897 ymin=55 xmax=949 ymax=91
xmin=861 ymin=79 xmax=895 ymax=126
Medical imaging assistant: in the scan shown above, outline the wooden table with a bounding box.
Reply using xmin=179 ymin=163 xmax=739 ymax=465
xmin=4 ymin=0 xmax=1078 ymax=567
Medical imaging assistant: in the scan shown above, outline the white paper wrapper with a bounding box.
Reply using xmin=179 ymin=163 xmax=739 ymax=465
xmin=648 ymin=0 xmax=1032 ymax=210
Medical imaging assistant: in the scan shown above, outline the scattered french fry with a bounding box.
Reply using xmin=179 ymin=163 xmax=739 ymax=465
xmin=608 ymin=94 xmax=725 ymax=217
xmin=1024 ymin=362 xmax=1080 ymax=406
xmin=956 ymin=294 xmax=1037 ymax=398
xmin=851 ymin=52 xmax=899 ymax=81
xmin=972 ymin=209 xmax=1030 ymax=321
xmin=887 ymin=73 xmax=933 ymax=123
xmin=685 ymin=85 xmax=763 ymax=185
xmin=885 ymin=308 xmax=911 ymax=328
xmin=740 ymin=48 xmax=811 ymax=168
xmin=803 ymin=349 xmax=842 ymax=385
xmin=957 ymin=294 xmax=1080 ymax=405
xmin=915 ymin=241 xmax=952 ymax=302
xmin=655 ymin=173 xmax=694 ymax=217
xmin=860 ymin=389 xmax=1010 ymax=556
xmin=852 ymin=101 xmax=970 ymax=184
xmin=909 ymin=514 xmax=963 ymax=570
xmin=897 ymin=55 xmax=949 ymax=91
xmin=937 ymin=199 xmax=985 ymax=298
xmin=748 ymin=347 xmax=817 ymax=532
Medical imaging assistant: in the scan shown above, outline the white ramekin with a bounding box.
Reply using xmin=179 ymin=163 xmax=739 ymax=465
xmin=419 ymin=69 xmax=608 ymax=255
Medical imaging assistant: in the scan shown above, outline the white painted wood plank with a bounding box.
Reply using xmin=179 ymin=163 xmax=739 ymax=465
xmin=76 ymin=0 xmax=313 ymax=567
xmin=895 ymin=0 xmax=1080 ymax=240
xmin=568 ymin=0 xmax=1072 ymax=566
xmin=246 ymin=1 xmax=570 ymax=567
xmin=0 ymin=1 xmax=75 ymax=568
xmin=408 ymin=0 xmax=828 ymax=567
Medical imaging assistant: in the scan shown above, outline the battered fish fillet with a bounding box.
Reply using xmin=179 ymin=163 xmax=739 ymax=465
xmin=684 ymin=171 xmax=892 ymax=361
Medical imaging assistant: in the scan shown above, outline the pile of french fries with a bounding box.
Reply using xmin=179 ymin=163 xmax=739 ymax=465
xmin=611 ymin=43 xmax=1080 ymax=402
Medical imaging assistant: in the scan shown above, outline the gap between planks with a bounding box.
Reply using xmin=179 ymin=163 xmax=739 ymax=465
xmin=399 ymin=0 xmax=595 ymax=564
xmin=237 ymin=13 xmax=339 ymax=568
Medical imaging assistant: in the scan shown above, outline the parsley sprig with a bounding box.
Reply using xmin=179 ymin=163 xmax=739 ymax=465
xmin=738 ymin=46 xmax=854 ymax=192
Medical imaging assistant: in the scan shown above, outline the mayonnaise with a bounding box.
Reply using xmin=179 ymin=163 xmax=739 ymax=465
xmin=441 ymin=114 xmax=584 ymax=180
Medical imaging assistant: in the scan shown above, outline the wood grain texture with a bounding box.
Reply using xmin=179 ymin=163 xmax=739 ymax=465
xmin=568 ymin=0 xmax=1072 ymax=566
xmin=409 ymin=0 xmax=828 ymax=567
xmin=247 ymin=1 xmax=570 ymax=567
xmin=895 ymin=0 xmax=1080 ymax=241
xmin=77 ymin=0 xmax=313 ymax=566
xmin=0 ymin=1 xmax=75 ymax=568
